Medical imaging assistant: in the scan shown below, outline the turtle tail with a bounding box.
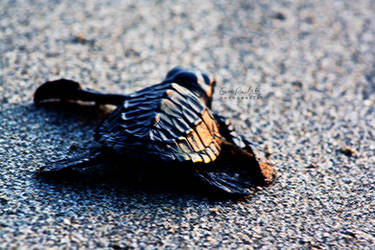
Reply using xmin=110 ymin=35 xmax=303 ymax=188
xmin=34 ymin=79 xmax=126 ymax=105
xmin=194 ymin=141 xmax=275 ymax=195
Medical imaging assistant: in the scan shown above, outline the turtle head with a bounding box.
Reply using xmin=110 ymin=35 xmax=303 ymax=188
xmin=163 ymin=67 xmax=216 ymax=108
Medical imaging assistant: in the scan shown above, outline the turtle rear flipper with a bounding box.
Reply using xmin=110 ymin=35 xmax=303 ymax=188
xmin=38 ymin=151 xmax=105 ymax=178
xmin=194 ymin=141 xmax=274 ymax=195
xmin=34 ymin=79 xmax=126 ymax=105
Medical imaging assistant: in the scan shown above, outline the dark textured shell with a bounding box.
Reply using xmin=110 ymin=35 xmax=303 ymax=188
xmin=95 ymin=82 xmax=222 ymax=163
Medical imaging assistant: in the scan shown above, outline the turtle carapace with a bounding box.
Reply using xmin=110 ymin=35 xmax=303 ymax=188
xmin=34 ymin=67 xmax=275 ymax=195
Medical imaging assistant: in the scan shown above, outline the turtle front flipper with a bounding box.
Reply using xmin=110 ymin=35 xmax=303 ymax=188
xmin=213 ymin=113 xmax=258 ymax=153
xmin=194 ymin=141 xmax=274 ymax=195
xmin=34 ymin=79 xmax=126 ymax=105
xmin=214 ymin=113 xmax=275 ymax=182
xmin=193 ymin=114 xmax=275 ymax=195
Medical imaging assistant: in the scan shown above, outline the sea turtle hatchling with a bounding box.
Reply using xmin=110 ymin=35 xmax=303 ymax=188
xmin=34 ymin=67 xmax=275 ymax=195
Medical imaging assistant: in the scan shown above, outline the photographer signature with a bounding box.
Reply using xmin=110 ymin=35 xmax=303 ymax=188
xmin=219 ymin=87 xmax=262 ymax=100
